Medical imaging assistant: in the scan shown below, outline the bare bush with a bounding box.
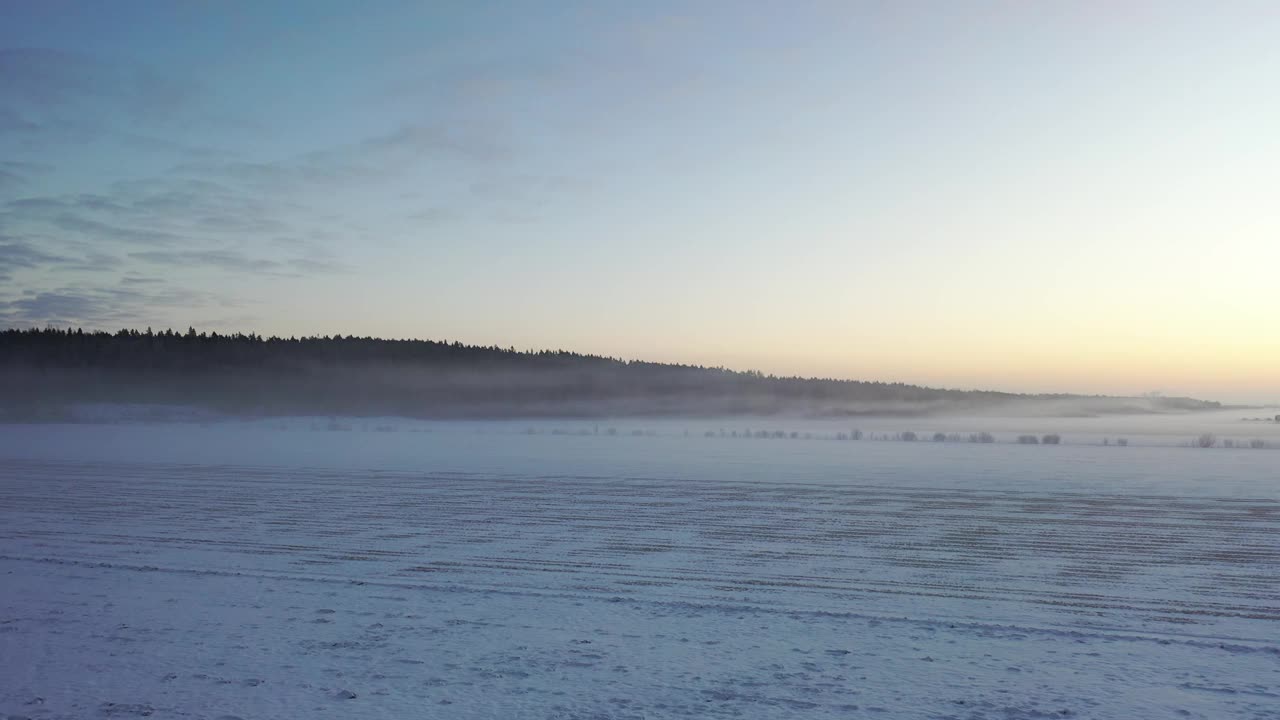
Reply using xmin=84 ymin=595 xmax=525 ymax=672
xmin=933 ymin=432 xmax=947 ymax=442
xmin=1196 ymin=433 xmax=1216 ymax=448
xmin=1249 ymin=438 xmax=1267 ymax=449
xmin=1117 ymin=438 xmax=1128 ymax=447
xmin=1016 ymin=435 xmax=1040 ymax=445
xmin=901 ymin=431 xmax=918 ymax=442
xmin=1041 ymin=434 xmax=1061 ymax=445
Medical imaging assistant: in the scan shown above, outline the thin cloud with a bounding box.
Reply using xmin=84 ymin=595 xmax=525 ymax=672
xmin=170 ymin=123 xmax=509 ymax=196
xmin=0 ymin=106 xmax=42 ymax=134
xmin=129 ymin=249 xmax=345 ymax=277
xmin=0 ymin=47 xmax=196 ymax=126
xmin=2 ymin=38 xmax=584 ymax=327
xmin=0 ymin=284 xmax=239 ymax=328
xmin=1 ymin=160 xmax=55 ymax=174
xmin=119 ymin=275 xmax=166 ymax=286
xmin=129 ymin=249 xmax=282 ymax=274
xmin=50 ymin=211 xmax=186 ymax=247
xmin=407 ymin=206 xmax=464 ymax=225
xmin=0 ymin=239 xmax=72 ymax=271
xmin=0 ymin=169 xmax=25 ymax=191
xmin=2 ymin=175 xmax=346 ymax=277
xmin=1 ymin=291 xmax=100 ymax=324
xmin=0 ymin=237 xmax=126 ymax=283
xmin=0 ymin=161 xmax=50 ymax=191
xmin=359 ymin=123 xmax=510 ymax=164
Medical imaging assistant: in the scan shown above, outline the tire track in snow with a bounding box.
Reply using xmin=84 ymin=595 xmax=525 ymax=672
xmin=2 ymin=459 xmax=1278 ymax=645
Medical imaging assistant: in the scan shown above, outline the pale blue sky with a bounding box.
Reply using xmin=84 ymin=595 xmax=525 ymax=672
xmin=2 ymin=2 xmax=1277 ymax=401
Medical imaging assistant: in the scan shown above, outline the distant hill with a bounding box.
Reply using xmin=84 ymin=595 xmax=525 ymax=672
xmin=0 ymin=327 xmax=1221 ymax=420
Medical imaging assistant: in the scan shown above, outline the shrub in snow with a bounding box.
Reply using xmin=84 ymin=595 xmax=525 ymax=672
xmin=933 ymin=432 xmax=947 ymax=442
xmin=901 ymin=431 xmax=918 ymax=442
xmin=1195 ymin=433 xmax=1217 ymax=448
xmin=1017 ymin=435 xmax=1040 ymax=445
xmin=1041 ymin=434 xmax=1061 ymax=445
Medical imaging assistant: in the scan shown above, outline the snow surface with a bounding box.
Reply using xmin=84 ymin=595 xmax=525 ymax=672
xmin=2 ymin=415 xmax=1278 ymax=719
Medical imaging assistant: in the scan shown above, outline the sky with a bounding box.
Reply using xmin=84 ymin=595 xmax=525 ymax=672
xmin=1 ymin=1 xmax=1277 ymax=404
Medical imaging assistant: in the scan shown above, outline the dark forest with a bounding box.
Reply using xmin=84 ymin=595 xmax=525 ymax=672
xmin=0 ymin=327 xmax=1221 ymax=419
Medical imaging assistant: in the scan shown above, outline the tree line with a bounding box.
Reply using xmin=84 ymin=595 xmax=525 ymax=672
xmin=0 ymin=327 xmax=1221 ymax=419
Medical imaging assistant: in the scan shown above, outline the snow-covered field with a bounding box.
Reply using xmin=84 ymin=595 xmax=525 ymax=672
xmin=2 ymin=415 xmax=1278 ymax=719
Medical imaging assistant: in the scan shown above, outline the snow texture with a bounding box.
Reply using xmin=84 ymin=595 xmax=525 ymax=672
xmin=2 ymin=415 xmax=1278 ymax=719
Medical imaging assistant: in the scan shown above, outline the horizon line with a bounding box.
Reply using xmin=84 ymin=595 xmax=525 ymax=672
xmin=2 ymin=325 xmax=1232 ymax=406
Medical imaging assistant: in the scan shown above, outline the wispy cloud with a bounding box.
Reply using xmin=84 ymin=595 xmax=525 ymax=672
xmin=0 ymin=160 xmax=53 ymax=193
xmin=0 ymin=169 xmax=26 ymax=191
xmin=168 ymin=122 xmax=511 ymax=199
xmin=118 ymin=275 xmax=165 ymax=286
xmin=0 ymin=284 xmax=238 ymax=328
xmin=2 ymin=171 xmax=350 ymax=275
xmin=129 ymin=249 xmax=344 ymax=277
xmin=0 ymin=236 xmax=123 ymax=279
xmin=2 ymin=291 xmax=99 ymax=324
xmin=406 ymin=206 xmax=464 ymax=225
xmin=0 ymin=47 xmax=195 ymax=131
xmin=0 ymin=239 xmax=71 ymax=281
xmin=0 ymin=106 xmax=42 ymax=135
xmin=0 ymin=29 xmax=590 ymax=332
xmin=48 ymin=211 xmax=187 ymax=247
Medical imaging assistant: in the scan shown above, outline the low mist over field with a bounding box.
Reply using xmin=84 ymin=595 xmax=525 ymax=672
xmin=1 ymin=328 xmax=1225 ymax=420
